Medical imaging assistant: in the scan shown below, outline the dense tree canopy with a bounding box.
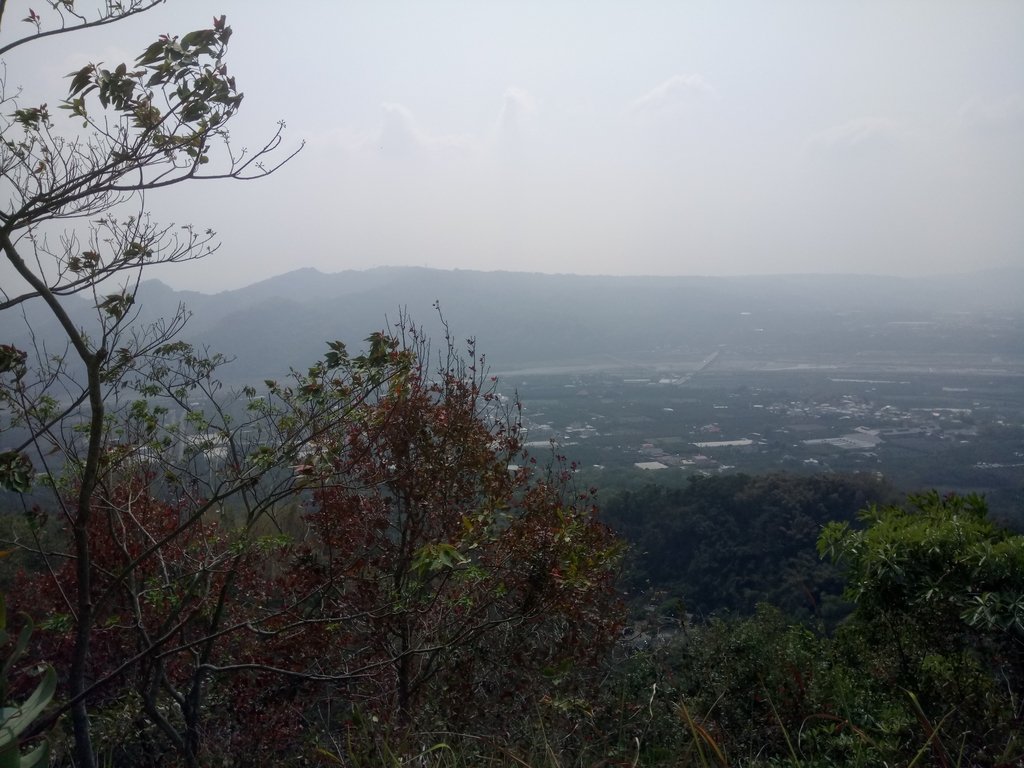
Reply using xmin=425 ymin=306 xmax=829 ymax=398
xmin=601 ymin=472 xmax=891 ymax=621
xmin=589 ymin=492 xmax=1023 ymax=767
xmin=818 ymin=492 xmax=1024 ymax=763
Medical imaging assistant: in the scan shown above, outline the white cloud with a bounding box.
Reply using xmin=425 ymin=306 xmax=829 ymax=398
xmin=378 ymin=103 xmax=424 ymax=156
xmin=809 ymin=117 xmax=911 ymax=154
xmin=632 ymin=74 xmax=717 ymax=113
xmin=376 ymin=103 xmax=474 ymax=158
xmin=496 ymin=87 xmax=536 ymax=134
xmin=493 ymin=86 xmax=537 ymax=156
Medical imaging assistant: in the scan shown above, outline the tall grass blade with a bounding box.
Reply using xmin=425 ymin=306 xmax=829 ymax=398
xmin=903 ymin=689 xmax=953 ymax=768
xmin=678 ymin=699 xmax=728 ymax=768
xmin=763 ymin=687 xmax=802 ymax=768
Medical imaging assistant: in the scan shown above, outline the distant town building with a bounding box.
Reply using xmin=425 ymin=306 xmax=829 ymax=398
xmin=634 ymin=461 xmax=669 ymax=470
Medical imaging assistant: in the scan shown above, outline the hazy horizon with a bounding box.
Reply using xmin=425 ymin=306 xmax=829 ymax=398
xmin=142 ymin=262 xmax=1024 ymax=299
xmin=5 ymin=1 xmax=1022 ymax=292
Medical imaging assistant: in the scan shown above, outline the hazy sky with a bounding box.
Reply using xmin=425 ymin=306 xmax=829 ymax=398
xmin=6 ymin=1 xmax=1023 ymax=292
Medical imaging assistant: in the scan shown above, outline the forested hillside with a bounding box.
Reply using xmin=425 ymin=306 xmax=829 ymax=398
xmin=601 ymin=473 xmax=893 ymax=621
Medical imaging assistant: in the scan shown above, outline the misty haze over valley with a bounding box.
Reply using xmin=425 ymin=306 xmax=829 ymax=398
xmin=13 ymin=265 xmax=1023 ymax=379
xmin=11 ymin=266 xmax=1022 ymax=520
xmin=2 ymin=3 xmax=1023 ymax=765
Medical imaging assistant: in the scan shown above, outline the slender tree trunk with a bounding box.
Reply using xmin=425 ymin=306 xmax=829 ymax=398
xmin=70 ymin=353 xmax=106 ymax=768
xmin=2 ymin=233 xmax=103 ymax=768
xmin=397 ymin=622 xmax=412 ymax=725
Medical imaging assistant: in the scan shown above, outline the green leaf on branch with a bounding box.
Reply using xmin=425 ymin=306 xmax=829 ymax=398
xmin=98 ymin=292 xmax=134 ymax=320
xmin=412 ymin=543 xmax=469 ymax=578
xmin=0 ymin=346 xmax=28 ymax=380
xmin=0 ymin=452 xmax=33 ymax=493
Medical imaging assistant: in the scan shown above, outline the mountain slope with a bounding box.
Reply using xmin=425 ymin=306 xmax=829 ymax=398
xmin=8 ymin=266 xmax=1023 ymax=383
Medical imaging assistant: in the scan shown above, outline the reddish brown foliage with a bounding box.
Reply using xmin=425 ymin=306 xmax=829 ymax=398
xmin=13 ymin=330 xmax=623 ymax=764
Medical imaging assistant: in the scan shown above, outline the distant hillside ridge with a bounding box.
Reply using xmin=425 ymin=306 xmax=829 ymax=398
xmin=10 ymin=266 xmax=1024 ymax=383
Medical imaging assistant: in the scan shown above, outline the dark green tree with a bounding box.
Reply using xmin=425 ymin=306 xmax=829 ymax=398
xmin=819 ymin=492 xmax=1024 ymax=764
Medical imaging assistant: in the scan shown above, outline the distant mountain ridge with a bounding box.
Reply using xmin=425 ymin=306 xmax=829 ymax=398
xmin=10 ymin=266 xmax=1024 ymax=383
